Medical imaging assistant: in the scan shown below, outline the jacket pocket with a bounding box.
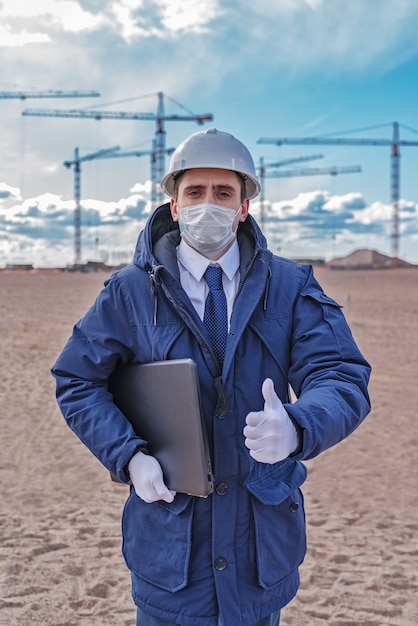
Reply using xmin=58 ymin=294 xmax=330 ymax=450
xmin=245 ymin=461 xmax=307 ymax=589
xmin=122 ymin=491 xmax=194 ymax=592
xmin=300 ymin=287 xmax=357 ymax=355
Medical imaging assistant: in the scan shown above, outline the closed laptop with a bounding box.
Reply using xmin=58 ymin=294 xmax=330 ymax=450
xmin=109 ymin=358 xmax=214 ymax=497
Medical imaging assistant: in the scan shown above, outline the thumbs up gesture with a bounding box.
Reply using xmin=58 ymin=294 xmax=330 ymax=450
xmin=243 ymin=378 xmax=299 ymax=464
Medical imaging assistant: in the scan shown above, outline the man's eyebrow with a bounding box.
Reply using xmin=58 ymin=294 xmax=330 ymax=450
xmin=215 ymin=184 xmax=237 ymax=191
xmin=183 ymin=184 xmax=205 ymax=192
xmin=182 ymin=183 xmax=237 ymax=192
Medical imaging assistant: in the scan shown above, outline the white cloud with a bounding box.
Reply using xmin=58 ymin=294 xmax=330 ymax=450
xmin=0 ymin=189 xmax=152 ymax=267
xmin=259 ymin=189 xmax=418 ymax=262
xmin=3 ymin=187 xmax=417 ymax=268
xmin=158 ymin=0 xmax=221 ymax=34
xmin=0 ymin=0 xmax=106 ymax=39
xmin=0 ymin=25 xmax=50 ymax=47
xmin=109 ymin=1 xmax=157 ymax=40
xmin=3 ymin=0 xmax=418 ymax=75
xmin=130 ymin=180 xmax=152 ymax=194
xmin=324 ymin=192 xmax=366 ymax=213
xmin=106 ymin=0 xmax=221 ymax=41
xmin=356 ymin=200 xmax=392 ymax=226
xmin=0 ymin=183 xmax=21 ymax=200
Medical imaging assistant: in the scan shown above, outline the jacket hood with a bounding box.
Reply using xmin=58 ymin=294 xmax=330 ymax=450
xmin=133 ymin=202 xmax=269 ymax=271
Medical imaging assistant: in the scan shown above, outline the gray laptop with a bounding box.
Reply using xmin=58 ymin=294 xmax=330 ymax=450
xmin=109 ymin=358 xmax=214 ymax=497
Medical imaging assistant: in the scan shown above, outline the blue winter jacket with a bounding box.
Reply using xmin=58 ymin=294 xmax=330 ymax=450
xmin=52 ymin=203 xmax=371 ymax=626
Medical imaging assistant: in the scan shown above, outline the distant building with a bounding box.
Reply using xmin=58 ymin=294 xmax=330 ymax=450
xmin=5 ymin=263 xmax=34 ymax=271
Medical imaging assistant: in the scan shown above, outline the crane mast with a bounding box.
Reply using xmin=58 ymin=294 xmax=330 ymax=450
xmin=154 ymin=92 xmax=166 ymax=204
xmin=258 ymin=121 xmax=418 ymax=261
xmin=64 ymin=146 xmax=120 ymax=266
xmin=391 ymin=122 xmax=400 ymax=263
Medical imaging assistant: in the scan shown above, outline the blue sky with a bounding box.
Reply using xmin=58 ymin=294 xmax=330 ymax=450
xmin=1 ymin=0 xmax=418 ymax=267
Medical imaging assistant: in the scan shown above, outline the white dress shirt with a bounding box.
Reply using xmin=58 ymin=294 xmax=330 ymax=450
xmin=176 ymin=239 xmax=240 ymax=328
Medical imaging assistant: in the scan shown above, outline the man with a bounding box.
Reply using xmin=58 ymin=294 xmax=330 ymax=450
xmin=52 ymin=128 xmax=371 ymax=626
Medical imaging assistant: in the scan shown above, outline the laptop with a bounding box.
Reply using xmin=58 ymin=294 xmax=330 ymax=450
xmin=108 ymin=358 xmax=214 ymax=497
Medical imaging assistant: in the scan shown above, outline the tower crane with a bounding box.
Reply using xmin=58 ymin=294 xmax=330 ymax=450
xmin=22 ymin=91 xmax=213 ymax=206
xmin=0 ymin=89 xmax=100 ymax=99
xmin=63 ymin=143 xmax=175 ymax=267
xmin=258 ymin=121 xmax=418 ymax=261
xmin=257 ymin=155 xmax=361 ymax=230
xmin=258 ymin=154 xmax=324 ymax=228
xmin=64 ymin=146 xmax=121 ymax=266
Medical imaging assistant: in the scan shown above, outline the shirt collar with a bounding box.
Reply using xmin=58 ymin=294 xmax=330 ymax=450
xmin=177 ymin=239 xmax=240 ymax=281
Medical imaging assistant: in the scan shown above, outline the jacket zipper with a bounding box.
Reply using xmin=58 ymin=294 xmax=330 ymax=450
xmin=232 ymin=251 xmax=258 ymax=308
xmin=151 ymin=269 xmax=223 ymax=376
xmin=233 ymin=251 xmax=271 ymax=311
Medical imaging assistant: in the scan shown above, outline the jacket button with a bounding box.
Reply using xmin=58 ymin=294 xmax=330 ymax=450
xmin=215 ymin=557 xmax=227 ymax=571
xmin=216 ymin=482 xmax=228 ymax=495
xmin=290 ymin=502 xmax=299 ymax=512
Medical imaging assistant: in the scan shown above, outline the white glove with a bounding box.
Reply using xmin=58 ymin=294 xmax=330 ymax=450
xmin=128 ymin=451 xmax=176 ymax=503
xmin=244 ymin=378 xmax=299 ymax=464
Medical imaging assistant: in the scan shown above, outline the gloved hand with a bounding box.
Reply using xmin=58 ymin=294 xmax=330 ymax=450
xmin=128 ymin=451 xmax=176 ymax=503
xmin=243 ymin=378 xmax=299 ymax=464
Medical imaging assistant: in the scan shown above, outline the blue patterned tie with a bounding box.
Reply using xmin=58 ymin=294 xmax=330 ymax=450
xmin=203 ymin=265 xmax=228 ymax=367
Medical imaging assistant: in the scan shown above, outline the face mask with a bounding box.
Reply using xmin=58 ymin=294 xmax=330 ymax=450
xmin=178 ymin=203 xmax=242 ymax=257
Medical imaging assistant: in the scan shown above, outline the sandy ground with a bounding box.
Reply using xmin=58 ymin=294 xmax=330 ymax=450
xmin=1 ymin=266 xmax=417 ymax=625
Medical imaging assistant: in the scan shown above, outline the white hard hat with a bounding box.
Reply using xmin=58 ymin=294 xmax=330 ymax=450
xmin=161 ymin=128 xmax=261 ymax=199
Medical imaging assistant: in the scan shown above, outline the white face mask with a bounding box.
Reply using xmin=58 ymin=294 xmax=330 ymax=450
xmin=178 ymin=203 xmax=242 ymax=257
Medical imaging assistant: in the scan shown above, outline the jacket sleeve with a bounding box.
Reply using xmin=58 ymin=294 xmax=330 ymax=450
xmin=51 ymin=274 xmax=147 ymax=483
xmin=284 ymin=266 xmax=371 ymax=460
